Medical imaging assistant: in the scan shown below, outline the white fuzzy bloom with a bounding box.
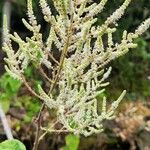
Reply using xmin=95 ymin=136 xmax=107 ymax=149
xmin=40 ymin=0 xmax=52 ymax=22
xmin=2 ymin=0 xmax=150 ymax=137
xmin=135 ymin=17 xmax=150 ymax=36
xmin=105 ymin=0 xmax=132 ymax=25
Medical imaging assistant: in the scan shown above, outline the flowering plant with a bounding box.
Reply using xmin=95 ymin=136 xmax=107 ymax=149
xmin=2 ymin=0 xmax=150 ymax=149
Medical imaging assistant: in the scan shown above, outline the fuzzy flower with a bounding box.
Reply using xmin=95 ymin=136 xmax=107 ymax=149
xmin=2 ymin=0 xmax=150 ymax=137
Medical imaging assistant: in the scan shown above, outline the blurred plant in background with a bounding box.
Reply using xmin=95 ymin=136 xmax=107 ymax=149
xmin=60 ymin=134 xmax=80 ymax=150
xmin=0 ymin=72 xmax=21 ymax=112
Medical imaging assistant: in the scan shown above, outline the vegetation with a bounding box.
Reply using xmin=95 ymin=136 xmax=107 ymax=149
xmin=0 ymin=0 xmax=150 ymax=150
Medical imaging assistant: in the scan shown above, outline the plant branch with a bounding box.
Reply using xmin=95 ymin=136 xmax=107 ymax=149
xmin=32 ymin=103 xmax=45 ymax=150
xmin=22 ymin=77 xmax=43 ymax=100
xmin=33 ymin=15 xmax=74 ymax=150
xmin=48 ymin=16 xmax=74 ymax=95
xmin=39 ymin=68 xmax=54 ymax=84
xmin=47 ymin=52 xmax=59 ymax=65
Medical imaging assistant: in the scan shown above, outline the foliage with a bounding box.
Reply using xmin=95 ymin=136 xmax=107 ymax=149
xmin=0 ymin=70 xmax=40 ymax=128
xmin=0 ymin=139 xmax=26 ymax=150
xmin=1 ymin=0 xmax=150 ymax=100
xmin=107 ymin=1 xmax=150 ymax=99
xmin=61 ymin=134 xmax=80 ymax=150
xmin=0 ymin=73 xmax=21 ymax=94
xmin=109 ymin=37 xmax=150 ymax=99
xmin=2 ymin=0 xmax=150 ymax=141
xmin=95 ymin=0 xmax=150 ymax=99
xmin=0 ymin=73 xmax=21 ymax=112
xmin=19 ymin=96 xmax=40 ymax=123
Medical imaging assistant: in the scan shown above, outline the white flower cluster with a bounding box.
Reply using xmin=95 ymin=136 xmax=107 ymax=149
xmin=3 ymin=0 xmax=150 ymax=136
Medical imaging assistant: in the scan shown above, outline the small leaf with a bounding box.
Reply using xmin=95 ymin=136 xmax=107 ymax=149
xmin=0 ymin=93 xmax=10 ymax=113
xmin=24 ymin=66 xmax=33 ymax=78
xmin=0 ymin=73 xmax=21 ymax=94
xmin=0 ymin=139 xmax=26 ymax=150
xmin=61 ymin=134 xmax=80 ymax=150
xmin=8 ymin=78 xmax=21 ymax=93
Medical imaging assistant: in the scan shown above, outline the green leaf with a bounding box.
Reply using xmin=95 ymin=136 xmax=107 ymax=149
xmin=0 ymin=73 xmax=21 ymax=94
xmin=16 ymin=96 xmax=40 ymax=123
xmin=34 ymin=80 xmax=42 ymax=92
xmin=60 ymin=134 xmax=80 ymax=150
xmin=0 ymin=139 xmax=26 ymax=150
xmin=0 ymin=93 xmax=10 ymax=113
xmin=24 ymin=66 xmax=33 ymax=78
xmin=8 ymin=78 xmax=21 ymax=93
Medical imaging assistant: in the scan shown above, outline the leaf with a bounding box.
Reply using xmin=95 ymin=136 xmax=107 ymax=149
xmin=60 ymin=134 xmax=80 ymax=150
xmin=24 ymin=66 xmax=33 ymax=78
xmin=8 ymin=78 xmax=21 ymax=93
xmin=15 ymin=96 xmax=40 ymax=123
xmin=0 ymin=139 xmax=26 ymax=150
xmin=0 ymin=93 xmax=10 ymax=113
xmin=0 ymin=73 xmax=21 ymax=94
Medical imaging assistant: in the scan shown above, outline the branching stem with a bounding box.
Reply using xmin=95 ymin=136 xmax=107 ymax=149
xmin=33 ymin=14 xmax=74 ymax=150
xmin=22 ymin=77 xmax=43 ymax=100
